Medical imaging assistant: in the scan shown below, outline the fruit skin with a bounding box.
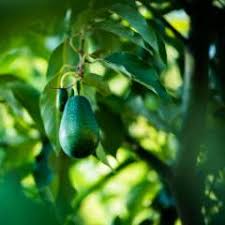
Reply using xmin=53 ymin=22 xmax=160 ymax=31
xmin=59 ymin=96 xmax=100 ymax=158
xmin=56 ymin=88 xmax=68 ymax=112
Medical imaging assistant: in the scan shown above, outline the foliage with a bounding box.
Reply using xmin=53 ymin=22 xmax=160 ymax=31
xmin=0 ymin=0 xmax=225 ymax=225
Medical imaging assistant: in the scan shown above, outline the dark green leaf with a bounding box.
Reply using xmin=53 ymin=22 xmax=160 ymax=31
xmin=111 ymin=216 xmax=123 ymax=225
xmin=104 ymin=52 xmax=169 ymax=99
xmin=157 ymin=34 xmax=167 ymax=64
xmin=95 ymin=19 xmax=150 ymax=52
xmin=111 ymin=4 xmax=158 ymax=51
xmin=96 ymin=104 xmax=125 ymax=156
xmin=95 ymin=144 xmax=112 ymax=168
xmin=0 ymin=74 xmax=21 ymax=83
xmin=33 ymin=141 xmax=53 ymax=189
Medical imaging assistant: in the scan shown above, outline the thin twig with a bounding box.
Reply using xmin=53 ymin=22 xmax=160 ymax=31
xmin=72 ymin=158 xmax=135 ymax=210
xmin=125 ymin=135 xmax=173 ymax=181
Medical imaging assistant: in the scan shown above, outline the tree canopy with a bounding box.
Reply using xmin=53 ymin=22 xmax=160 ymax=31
xmin=1 ymin=1 xmax=225 ymax=225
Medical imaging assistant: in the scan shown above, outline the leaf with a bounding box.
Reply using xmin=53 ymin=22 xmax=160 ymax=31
xmin=40 ymin=74 xmax=62 ymax=152
xmin=0 ymin=74 xmax=21 ymax=83
xmin=126 ymin=180 xmax=152 ymax=219
xmin=95 ymin=19 xmax=150 ymax=52
xmin=96 ymin=104 xmax=125 ymax=156
xmin=83 ymin=73 xmax=111 ymax=96
xmin=46 ymin=39 xmax=79 ymax=80
xmin=95 ymin=144 xmax=112 ymax=169
xmin=111 ymin=4 xmax=158 ymax=51
xmin=46 ymin=44 xmax=64 ymax=79
xmin=33 ymin=141 xmax=53 ymax=189
xmin=157 ymin=34 xmax=167 ymax=64
xmin=72 ymin=9 xmax=96 ymax=32
xmin=0 ymin=75 xmax=24 ymax=117
xmin=139 ymin=219 xmax=154 ymax=225
xmin=111 ymin=216 xmax=123 ymax=225
xmin=3 ymin=139 xmax=38 ymax=170
xmin=9 ymin=82 xmax=45 ymax=134
xmin=104 ymin=52 xmax=169 ymax=99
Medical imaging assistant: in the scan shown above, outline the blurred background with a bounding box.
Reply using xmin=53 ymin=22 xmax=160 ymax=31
xmin=1 ymin=1 xmax=224 ymax=225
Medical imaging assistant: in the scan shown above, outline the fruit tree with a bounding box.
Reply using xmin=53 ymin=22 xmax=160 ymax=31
xmin=0 ymin=0 xmax=225 ymax=225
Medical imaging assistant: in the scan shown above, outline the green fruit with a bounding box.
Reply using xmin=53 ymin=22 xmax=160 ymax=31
xmin=56 ymin=88 xmax=68 ymax=112
xmin=59 ymin=96 xmax=100 ymax=158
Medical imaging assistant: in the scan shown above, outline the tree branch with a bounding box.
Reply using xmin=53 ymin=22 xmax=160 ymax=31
xmin=171 ymin=2 xmax=211 ymax=225
xmin=73 ymin=158 xmax=135 ymax=210
xmin=125 ymin=136 xmax=173 ymax=182
xmin=135 ymin=145 xmax=173 ymax=181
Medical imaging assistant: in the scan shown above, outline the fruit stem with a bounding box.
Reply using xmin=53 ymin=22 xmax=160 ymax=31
xmin=60 ymin=72 xmax=78 ymax=88
xmin=76 ymin=80 xmax=81 ymax=95
xmin=76 ymin=31 xmax=86 ymax=78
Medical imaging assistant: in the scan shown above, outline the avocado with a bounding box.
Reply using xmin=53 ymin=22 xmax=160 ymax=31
xmin=59 ymin=96 xmax=100 ymax=158
xmin=56 ymin=88 xmax=68 ymax=112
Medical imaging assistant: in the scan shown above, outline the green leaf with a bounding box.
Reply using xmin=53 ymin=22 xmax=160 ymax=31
xmin=111 ymin=216 xmax=123 ymax=225
xmin=83 ymin=73 xmax=111 ymax=96
xmin=46 ymin=44 xmax=64 ymax=79
xmin=0 ymin=74 xmax=21 ymax=83
xmin=95 ymin=19 xmax=150 ymax=52
xmin=40 ymin=74 xmax=62 ymax=152
xmin=33 ymin=141 xmax=53 ymax=189
xmin=157 ymin=34 xmax=167 ymax=64
xmin=126 ymin=180 xmax=152 ymax=219
xmin=9 ymin=82 xmax=45 ymax=134
xmin=104 ymin=52 xmax=169 ymax=99
xmin=0 ymin=75 xmax=23 ymax=116
xmin=72 ymin=9 xmax=96 ymax=32
xmin=3 ymin=139 xmax=38 ymax=170
xmin=96 ymin=104 xmax=125 ymax=156
xmin=46 ymin=39 xmax=79 ymax=80
xmin=111 ymin=4 xmax=158 ymax=51
xmin=95 ymin=144 xmax=112 ymax=169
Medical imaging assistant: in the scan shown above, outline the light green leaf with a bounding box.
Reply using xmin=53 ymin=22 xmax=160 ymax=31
xmin=83 ymin=73 xmax=111 ymax=96
xmin=104 ymin=52 xmax=169 ymax=99
xmin=0 ymin=75 xmax=45 ymax=134
xmin=126 ymin=180 xmax=153 ymax=219
xmin=95 ymin=19 xmax=150 ymax=52
xmin=46 ymin=39 xmax=79 ymax=80
xmin=9 ymin=82 xmax=45 ymax=134
xmin=40 ymin=74 xmax=62 ymax=152
xmin=111 ymin=4 xmax=158 ymax=51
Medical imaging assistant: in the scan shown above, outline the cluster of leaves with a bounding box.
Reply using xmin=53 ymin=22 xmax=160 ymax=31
xmin=1 ymin=0 xmax=225 ymax=225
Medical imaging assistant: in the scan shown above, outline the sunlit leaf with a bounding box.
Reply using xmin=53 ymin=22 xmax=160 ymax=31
xmin=83 ymin=73 xmax=111 ymax=96
xmin=104 ymin=52 xmax=169 ymax=99
xmin=111 ymin=4 xmax=158 ymax=51
xmin=95 ymin=19 xmax=150 ymax=52
xmin=46 ymin=39 xmax=79 ymax=80
xmin=40 ymin=74 xmax=62 ymax=152
xmin=10 ymin=82 xmax=45 ymax=134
